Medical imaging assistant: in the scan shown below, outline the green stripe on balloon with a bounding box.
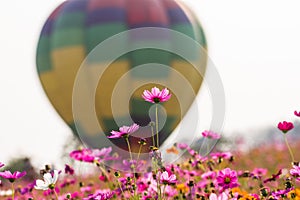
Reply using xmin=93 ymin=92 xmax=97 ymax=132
xmin=86 ymin=23 xmax=127 ymax=49
xmin=55 ymin=12 xmax=86 ymax=29
xmin=51 ymin=28 xmax=85 ymax=49
xmin=36 ymin=37 xmax=52 ymax=73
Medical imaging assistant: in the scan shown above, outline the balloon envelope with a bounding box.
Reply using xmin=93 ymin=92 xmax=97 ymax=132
xmin=36 ymin=0 xmax=207 ymax=150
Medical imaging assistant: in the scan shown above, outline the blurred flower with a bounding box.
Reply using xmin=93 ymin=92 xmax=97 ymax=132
xmin=166 ymin=146 xmax=179 ymax=154
xmin=64 ymin=164 xmax=74 ymax=175
xmin=252 ymin=168 xmax=267 ymax=178
xmin=272 ymin=188 xmax=293 ymax=199
xmin=70 ymin=148 xmax=95 ymax=163
xmin=294 ymin=110 xmax=300 ymax=117
xmin=201 ymin=171 xmax=216 ymax=180
xmin=108 ymin=123 xmax=139 ymax=139
xmin=277 ymin=121 xmax=294 ymax=133
xmin=83 ymin=190 xmax=114 ymax=200
xmin=92 ymin=147 xmax=112 ymax=159
xmin=202 ymin=130 xmax=221 ymax=139
xmin=0 ymin=170 xmax=26 ymax=183
xmin=176 ymin=183 xmax=189 ymax=193
xmin=209 ymin=192 xmax=229 ymax=200
xmin=159 ymin=171 xmax=176 ymax=185
xmin=0 ymin=162 xmax=4 ymax=168
xmin=122 ymin=159 xmax=145 ymax=172
xmin=35 ymin=170 xmax=59 ymax=190
xmin=217 ymin=168 xmax=239 ymax=190
xmin=290 ymin=163 xmax=300 ymax=181
xmin=288 ymin=188 xmax=300 ymax=200
xmin=211 ymin=152 xmax=233 ymax=160
xmin=177 ymin=143 xmax=188 ymax=149
xmin=142 ymin=87 xmax=171 ymax=103
xmin=263 ymin=169 xmax=282 ymax=183
xmin=0 ymin=189 xmax=13 ymax=197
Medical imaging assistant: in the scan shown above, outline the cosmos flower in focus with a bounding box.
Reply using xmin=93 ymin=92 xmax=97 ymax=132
xmin=277 ymin=121 xmax=294 ymax=134
xmin=108 ymin=123 xmax=139 ymax=139
xmin=142 ymin=87 xmax=171 ymax=104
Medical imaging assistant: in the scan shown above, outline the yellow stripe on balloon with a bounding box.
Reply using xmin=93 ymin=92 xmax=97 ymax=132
xmin=93 ymin=60 xmax=131 ymax=118
xmin=50 ymin=46 xmax=86 ymax=123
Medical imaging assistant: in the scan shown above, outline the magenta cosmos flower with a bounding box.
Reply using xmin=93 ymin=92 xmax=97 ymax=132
xmin=277 ymin=121 xmax=294 ymax=133
xmin=69 ymin=148 xmax=95 ymax=163
xmin=294 ymin=110 xmax=300 ymax=117
xmin=142 ymin=87 xmax=171 ymax=103
xmin=0 ymin=170 xmax=26 ymax=183
xmin=202 ymin=130 xmax=221 ymax=139
xmin=216 ymin=168 xmax=239 ymax=190
xmin=108 ymin=123 xmax=139 ymax=139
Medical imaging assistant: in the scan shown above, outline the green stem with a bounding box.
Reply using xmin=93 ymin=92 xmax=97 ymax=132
xmin=117 ymin=179 xmax=125 ymax=197
xmin=162 ymin=184 xmax=167 ymax=200
xmin=98 ymin=164 xmax=110 ymax=181
xmin=156 ymin=172 xmax=162 ymax=200
xmin=53 ymin=189 xmax=59 ymax=200
xmin=125 ymin=137 xmax=137 ymax=196
xmin=156 ymin=104 xmax=159 ymax=148
xmin=284 ymin=134 xmax=295 ymax=162
xmin=11 ymin=183 xmax=14 ymax=200
xmin=136 ymin=144 xmax=143 ymax=163
xmin=151 ymin=123 xmax=155 ymax=147
xmin=125 ymin=137 xmax=133 ymax=162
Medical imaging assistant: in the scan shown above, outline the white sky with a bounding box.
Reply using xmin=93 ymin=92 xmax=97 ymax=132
xmin=1 ymin=0 xmax=300 ymax=168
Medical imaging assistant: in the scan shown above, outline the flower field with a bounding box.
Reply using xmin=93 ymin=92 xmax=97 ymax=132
xmin=0 ymin=87 xmax=299 ymax=200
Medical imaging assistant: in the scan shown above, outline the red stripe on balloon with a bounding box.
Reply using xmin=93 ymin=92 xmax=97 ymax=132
xmin=88 ymin=0 xmax=126 ymax=10
xmin=49 ymin=2 xmax=66 ymax=20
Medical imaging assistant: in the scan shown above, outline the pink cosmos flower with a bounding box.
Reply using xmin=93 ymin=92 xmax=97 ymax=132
xmin=201 ymin=171 xmax=216 ymax=180
xmin=290 ymin=163 xmax=300 ymax=181
xmin=142 ymin=87 xmax=171 ymax=103
xmin=159 ymin=171 xmax=176 ymax=185
xmin=69 ymin=148 xmax=95 ymax=163
xmin=277 ymin=121 xmax=294 ymax=133
xmin=209 ymin=192 xmax=229 ymax=200
xmin=0 ymin=170 xmax=26 ymax=183
xmin=202 ymin=130 xmax=221 ymax=139
xmin=83 ymin=190 xmax=114 ymax=200
xmin=210 ymin=152 xmax=233 ymax=160
xmin=216 ymin=168 xmax=239 ymax=190
xmin=108 ymin=123 xmax=139 ymax=139
xmin=252 ymin=168 xmax=267 ymax=178
xmin=294 ymin=110 xmax=300 ymax=117
xmin=177 ymin=143 xmax=188 ymax=149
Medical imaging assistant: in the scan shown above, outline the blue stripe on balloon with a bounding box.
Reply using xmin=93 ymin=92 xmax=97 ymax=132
xmin=86 ymin=8 xmax=126 ymax=26
xmin=62 ymin=0 xmax=87 ymax=13
xmin=168 ymin=9 xmax=190 ymax=24
xmin=41 ymin=20 xmax=54 ymax=36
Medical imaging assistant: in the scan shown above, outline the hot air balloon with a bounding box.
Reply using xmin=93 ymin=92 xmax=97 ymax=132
xmin=36 ymin=0 xmax=207 ymax=152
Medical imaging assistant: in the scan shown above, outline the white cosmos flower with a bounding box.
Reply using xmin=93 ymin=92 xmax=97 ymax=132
xmin=34 ymin=170 xmax=59 ymax=190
